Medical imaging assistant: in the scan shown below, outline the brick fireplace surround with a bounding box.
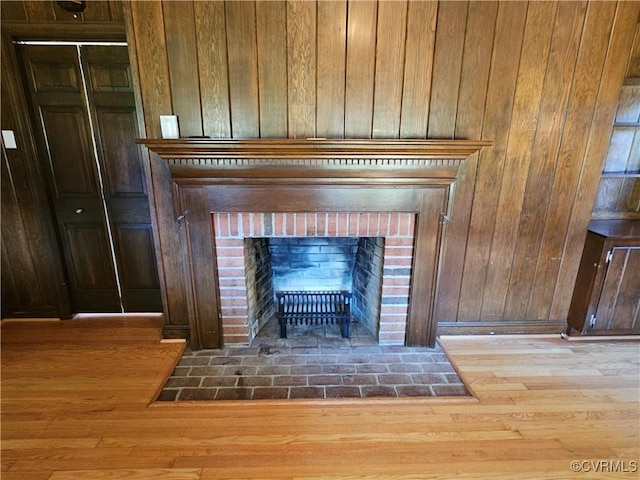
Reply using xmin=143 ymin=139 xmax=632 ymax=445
xmin=214 ymin=211 xmax=416 ymax=345
xmin=138 ymin=139 xmax=489 ymax=350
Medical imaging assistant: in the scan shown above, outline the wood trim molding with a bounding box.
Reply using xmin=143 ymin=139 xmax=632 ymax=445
xmin=137 ymin=138 xmax=491 ymax=159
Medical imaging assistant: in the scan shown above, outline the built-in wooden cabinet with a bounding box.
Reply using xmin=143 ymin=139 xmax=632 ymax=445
xmin=567 ymin=220 xmax=640 ymax=335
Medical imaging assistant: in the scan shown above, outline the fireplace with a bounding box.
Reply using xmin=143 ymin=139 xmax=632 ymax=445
xmin=214 ymin=212 xmax=414 ymax=345
xmin=138 ymin=139 xmax=489 ymax=349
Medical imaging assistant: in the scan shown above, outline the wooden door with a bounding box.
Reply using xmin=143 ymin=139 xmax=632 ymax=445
xmin=80 ymin=46 xmax=161 ymax=312
xmin=592 ymin=247 xmax=640 ymax=333
xmin=18 ymin=44 xmax=161 ymax=313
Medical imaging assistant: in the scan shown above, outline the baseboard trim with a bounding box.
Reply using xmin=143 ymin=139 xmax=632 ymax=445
xmin=163 ymin=325 xmax=190 ymax=341
xmin=437 ymin=320 xmax=568 ymax=336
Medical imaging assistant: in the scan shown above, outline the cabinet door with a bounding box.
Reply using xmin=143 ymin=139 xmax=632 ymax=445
xmin=592 ymin=247 xmax=640 ymax=332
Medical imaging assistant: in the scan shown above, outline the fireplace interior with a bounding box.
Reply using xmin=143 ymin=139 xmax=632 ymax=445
xmin=244 ymin=237 xmax=385 ymax=341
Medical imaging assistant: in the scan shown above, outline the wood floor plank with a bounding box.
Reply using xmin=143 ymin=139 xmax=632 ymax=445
xmin=1 ymin=319 xmax=638 ymax=479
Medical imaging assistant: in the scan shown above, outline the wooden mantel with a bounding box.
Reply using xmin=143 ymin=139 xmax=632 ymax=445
xmin=137 ymin=138 xmax=490 ymax=349
xmin=137 ymin=138 xmax=491 ymax=159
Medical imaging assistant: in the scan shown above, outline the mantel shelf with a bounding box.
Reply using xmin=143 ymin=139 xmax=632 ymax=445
xmin=136 ymin=138 xmax=492 ymax=160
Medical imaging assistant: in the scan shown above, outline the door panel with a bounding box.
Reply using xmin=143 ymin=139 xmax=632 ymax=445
xmin=40 ymin=106 xmax=97 ymax=195
xmin=65 ymin=224 xmax=120 ymax=311
xmin=82 ymin=45 xmax=161 ymax=312
xmin=94 ymin=108 xmax=146 ymax=195
xmin=594 ymin=247 xmax=640 ymax=331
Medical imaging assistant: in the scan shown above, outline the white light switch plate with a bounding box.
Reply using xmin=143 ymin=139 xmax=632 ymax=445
xmin=2 ymin=130 xmax=17 ymax=149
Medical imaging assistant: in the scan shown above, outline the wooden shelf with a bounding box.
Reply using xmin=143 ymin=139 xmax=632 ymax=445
xmin=601 ymin=172 xmax=640 ymax=178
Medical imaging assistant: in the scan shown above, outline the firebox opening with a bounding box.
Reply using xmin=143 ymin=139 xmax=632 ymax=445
xmin=244 ymin=237 xmax=385 ymax=342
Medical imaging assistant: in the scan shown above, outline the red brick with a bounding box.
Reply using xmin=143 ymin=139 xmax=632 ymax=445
xmin=274 ymin=213 xmax=285 ymax=236
xmin=385 ymin=237 xmax=415 ymax=247
xmin=398 ymin=213 xmax=416 ymax=236
xmin=285 ymin=213 xmax=295 ymax=236
xmin=317 ymin=213 xmax=327 ymax=236
xmin=389 ymin=213 xmax=400 ymax=236
xmin=252 ymin=213 xmax=262 ymax=236
xmin=218 ymin=287 xmax=248 ymax=297
xmin=215 ymin=256 xmax=245 ymax=268
xmin=379 ymin=314 xmax=409 ymax=324
xmin=380 ymin=305 xmax=409 ymax=315
xmin=215 ymin=213 xmax=229 ymax=236
xmin=379 ymin=213 xmax=390 ymax=236
xmin=222 ymin=316 xmax=250 ymax=325
xmin=378 ymin=322 xmax=408 ymax=331
xmin=295 ymin=213 xmax=306 ymax=236
xmin=218 ymin=277 xmax=247 ymax=287
xmin=242 ymin=213 xmax=251 ymax=236
xmin=384 ymin=256 xmax=413 ymax=267
xmin=358 ymin=212 xmax=369 ymax=235
xmin=349 ymin=213 xmax=360 ymax=236
xmin=327 ymin=213 xmax=337 ymax=236
xmin=381 ymin=276 xmax=411 ymax=286
xmin=306 ymin=213 xmax=316 ymax=236
xmin=228 ymin=213 xmax=239 ymax=236
xmin=220 ymin=306 xmax=248 ymax=316
xmin=218 ymin=297 xmax=248 ymax=307
xmin=337 ymin=213 xmax=349 ymax=236
xmin=371 ymin=213 xmax=381 ymax=235
xmin=379 ymin=332 xmax=405 ymax=343
xmin=382 ymin=286 xmax=410 ymax=296
xmin=221 ymin=325 xmax=249 ymax=335
xmin=384 ymin=246 xmax=414 ymax=256
xmin=214 ymin=237 xmax=244 ymax=247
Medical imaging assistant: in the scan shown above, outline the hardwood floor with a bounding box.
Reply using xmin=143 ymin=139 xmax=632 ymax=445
xmin=1 ymin=318 xmax=638 ymax=479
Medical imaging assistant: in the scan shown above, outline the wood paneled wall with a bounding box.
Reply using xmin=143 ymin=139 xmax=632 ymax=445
xmin=127 ymin=1 xmax=640 ymax=333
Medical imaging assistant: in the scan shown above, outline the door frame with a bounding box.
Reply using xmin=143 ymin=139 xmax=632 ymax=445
xmin=0 ymin=22 xmax=148 ymax=318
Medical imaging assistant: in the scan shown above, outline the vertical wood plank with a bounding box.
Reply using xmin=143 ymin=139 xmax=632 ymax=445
xmin=317 ymin=0 xmax=347 ymax=138
xmin=427 ymin=1 xmax=468 ymax=139
xmin=344 ymin=0 xmax=377 ymax=138
xmin=480 ymin=2 xmax=557 ymax=320
xmin=372 ymin=0 xmax=407 ymax=138
xmin=24 ymin=1 xmax=55 ymax=21
xmin=550 ymin=0 xmax=640 ymax=321
xmin=399 ymin=1 xmax=437 ymax=138
xmin=225 ymin=1 xmax=260 ymax=138
xmin=195 ymin=1 xmax=231 ymax=138
xmin=109 ymin=1 xmax=125 ymax=22
xmin=436 ymin=1 xmax=498 ymax=322
xmin=0 ymin=1 xmax=27 ymax=21
xmin=528 ymin=1 xmax=620 ymax=321
xmin=287 ymin=0 xmax=316 ymax=138
xmin=627 ymin=24 xmax=640 ymax=78
xmin=504 ymin=1 xmax=587 ymax=320
xmin=457 ymin=1 xmax=528 ymax=321
xmin=163 ymin=1 xmax=203 ymax=137
xmin=129 ymin=0 xmax=189 ymax=328
xmin=256 ymin=1 xmax=287 ymax=137
xmin=129 ymin=0 xmax=171 ymax=138
xmin=81 ymin=1 xmax=112 ymax=22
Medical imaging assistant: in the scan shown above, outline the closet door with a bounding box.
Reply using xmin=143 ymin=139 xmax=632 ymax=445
xmin=81 ymin=46 xmax=161 ymax=312
xmin=18 ymin=44 xmax=161 ymax=313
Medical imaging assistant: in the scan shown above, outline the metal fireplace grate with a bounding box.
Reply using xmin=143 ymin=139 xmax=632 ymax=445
xmin=276 ymin=291 xmax=351 ymax=339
